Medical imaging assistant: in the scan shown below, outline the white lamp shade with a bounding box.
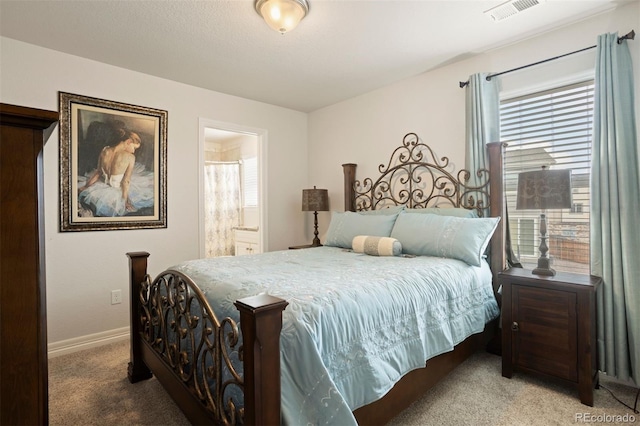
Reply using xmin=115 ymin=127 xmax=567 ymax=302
xmin=256 ymin=0 xmax=309 ymax=34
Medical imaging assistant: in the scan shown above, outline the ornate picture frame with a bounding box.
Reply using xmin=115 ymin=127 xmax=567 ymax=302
xmin=59 ymin=92 xmax=167 ymax=231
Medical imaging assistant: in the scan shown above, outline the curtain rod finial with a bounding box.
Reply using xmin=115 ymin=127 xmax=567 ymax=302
xmin=459 ymin=81 xmax=469 ymax=88
xmin=618 ymin=29 xmax=635 ymax=44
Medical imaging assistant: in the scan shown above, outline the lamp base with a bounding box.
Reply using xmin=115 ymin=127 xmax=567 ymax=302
xmin=532 ymin=211 xmax=556 ymax=276
xmin=310 ymin=211 xmax=323 ymax=247
xmin=532 ymin=256 xmax=556 ymax=276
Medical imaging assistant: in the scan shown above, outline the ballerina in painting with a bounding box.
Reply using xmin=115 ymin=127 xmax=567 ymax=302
xmin=78 ymin=128 xmax=154 ymax=217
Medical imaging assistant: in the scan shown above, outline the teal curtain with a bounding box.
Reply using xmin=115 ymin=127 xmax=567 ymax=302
xmin=592 ymin=32 xmax=640 ymax=386
xmin=465 ymin=73 xmax=500 ymax=217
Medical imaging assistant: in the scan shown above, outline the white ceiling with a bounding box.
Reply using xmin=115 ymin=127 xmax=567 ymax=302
xmin=0 ymin=0 xmax=630 ymax=112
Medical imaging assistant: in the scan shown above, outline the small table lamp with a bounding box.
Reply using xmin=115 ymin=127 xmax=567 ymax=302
xmin=302 ymin=186 xmax=329 ymax=247
xmin=516 ymin=167 xmax=572 ymax=276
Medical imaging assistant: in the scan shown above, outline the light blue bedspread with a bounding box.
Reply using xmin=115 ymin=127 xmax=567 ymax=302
xmin=173 ymin=246 xmax=499 ymax=425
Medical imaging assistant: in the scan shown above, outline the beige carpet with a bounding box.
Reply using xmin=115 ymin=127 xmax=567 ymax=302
xmin=49 ymin=340 xmax=638 ymax=425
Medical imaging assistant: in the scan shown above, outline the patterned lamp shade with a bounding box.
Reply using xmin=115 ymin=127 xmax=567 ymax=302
xmin=516 ymin=168 xmax=572 ymax=210
xmin=302 ymin=186 xmax=329 ymax=212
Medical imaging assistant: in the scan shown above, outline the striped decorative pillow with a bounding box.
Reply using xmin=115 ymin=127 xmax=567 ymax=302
xmin=352 ymin=235 xmax=402 ymax=256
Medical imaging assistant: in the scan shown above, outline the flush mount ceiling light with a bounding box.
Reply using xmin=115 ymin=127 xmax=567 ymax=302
xmin=255 ymin=0 xmax=309 ymax=34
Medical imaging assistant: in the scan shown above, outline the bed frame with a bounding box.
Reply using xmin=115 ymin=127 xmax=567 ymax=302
xmin=127 ymin=134 xmax=506 ymax=425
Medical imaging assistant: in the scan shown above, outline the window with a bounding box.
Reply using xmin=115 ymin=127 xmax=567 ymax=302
xmin=515 ymin=218 xmax=536 ymax=257
xmin=501 ymin=80 xmax=593 ymax=274
xmin=242 ymin=157 xmax=258 ymax=207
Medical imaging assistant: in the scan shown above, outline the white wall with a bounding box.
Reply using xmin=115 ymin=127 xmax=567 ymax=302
xmin=0 ymin=37 xmax=308 ymax=348
xmin=1 ymin=1 xmax=638 ymax=351
xmin=308 ymin=1 xmax=640 ymax=239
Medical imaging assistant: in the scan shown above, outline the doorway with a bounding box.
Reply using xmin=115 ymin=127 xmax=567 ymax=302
xmin=198 ymin=119 xmax=267 ymax=258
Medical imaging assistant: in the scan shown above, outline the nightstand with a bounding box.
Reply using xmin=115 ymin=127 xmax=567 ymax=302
xmin=288 ymin=244 xmax=317 ymax=249
xmin=499 ymin=268 xmax=602 ymax=406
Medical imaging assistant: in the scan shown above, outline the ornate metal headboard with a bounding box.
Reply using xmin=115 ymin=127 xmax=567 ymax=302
xmin=344 ymin=133 xmax=490 ymax=216
xmin=342 ymin=133 xmax=507 ymax=292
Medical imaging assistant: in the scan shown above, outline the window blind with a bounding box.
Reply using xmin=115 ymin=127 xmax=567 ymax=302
xmin=501 ymin=80 xmax=593 ymax=274
xmin=243 ymin=157 xmax=258 ymax=207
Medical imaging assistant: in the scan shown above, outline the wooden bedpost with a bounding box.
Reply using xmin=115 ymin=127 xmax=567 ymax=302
xmin=343 ymin=163 xmax=357 ymax=211
xmin=126 ymin=251 xmax=153 ymax=383
xmin=486 ymin=142 xmax=507 ymax=291
xmin=235 ymin=294 xmax=289 ymax=426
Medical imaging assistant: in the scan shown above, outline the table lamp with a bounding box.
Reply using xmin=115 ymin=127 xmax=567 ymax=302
xmin=302 ymin=186 xmax=329 ymax=247
xmin=516 ymin=167 xmax=572 ymax=276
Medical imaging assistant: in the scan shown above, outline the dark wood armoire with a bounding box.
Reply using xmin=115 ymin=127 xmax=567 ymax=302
xmin=1 ymin=103 xmax=58 ymax=425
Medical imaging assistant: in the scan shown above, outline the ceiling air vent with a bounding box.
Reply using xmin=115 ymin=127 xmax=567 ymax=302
xmin=484 ymin=0 xmax=546 ymax=22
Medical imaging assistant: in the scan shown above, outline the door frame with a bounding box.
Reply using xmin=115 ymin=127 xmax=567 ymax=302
xmin=198 ymin=118 xmax=268 ymax=257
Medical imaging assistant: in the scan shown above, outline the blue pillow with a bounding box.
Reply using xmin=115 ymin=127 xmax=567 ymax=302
xmin=324 ymin=211 xmax=399 ymax=249
xmin=390 ymin=211 xmax=500 ymax=266
xmin=404 ymin=207 xmax=478 ymax=218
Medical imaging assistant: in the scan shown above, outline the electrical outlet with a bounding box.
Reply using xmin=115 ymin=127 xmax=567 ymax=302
xmin=111 ymin=289 xmax=122 ymax=305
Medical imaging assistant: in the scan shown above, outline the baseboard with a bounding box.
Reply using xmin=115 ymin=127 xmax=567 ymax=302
xmin=48 ymin=326 xmax=130 ymax=358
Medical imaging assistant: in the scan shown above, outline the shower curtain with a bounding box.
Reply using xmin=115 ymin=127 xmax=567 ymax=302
xmin=204 ymin=162 xmax=241 ymax=257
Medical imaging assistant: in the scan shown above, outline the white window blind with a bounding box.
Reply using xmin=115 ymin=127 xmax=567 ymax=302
xmin=501 ymin=80 xmax=593 ymax=274
xmin=242 ymin=157 xmax=258 ymax=207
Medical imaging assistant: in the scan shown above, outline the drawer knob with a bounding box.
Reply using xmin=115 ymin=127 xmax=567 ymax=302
xmin=511 ymin=322 xmax=519 ymax=332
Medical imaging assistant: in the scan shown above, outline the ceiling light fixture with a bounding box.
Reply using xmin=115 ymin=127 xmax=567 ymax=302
xmin=255 ymin=0 xmax=309 ymax=34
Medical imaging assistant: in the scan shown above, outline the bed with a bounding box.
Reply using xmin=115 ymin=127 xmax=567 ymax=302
xmin=127 ymin=133 xmax=507 ymax=425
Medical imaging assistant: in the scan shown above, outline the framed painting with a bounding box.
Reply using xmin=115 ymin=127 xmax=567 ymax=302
xmin=59 ymin=92 xmax=167 ymax=231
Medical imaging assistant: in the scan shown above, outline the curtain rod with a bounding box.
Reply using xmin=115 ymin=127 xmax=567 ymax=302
xmin=459 ymin=29 xmax=635 ymax=88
